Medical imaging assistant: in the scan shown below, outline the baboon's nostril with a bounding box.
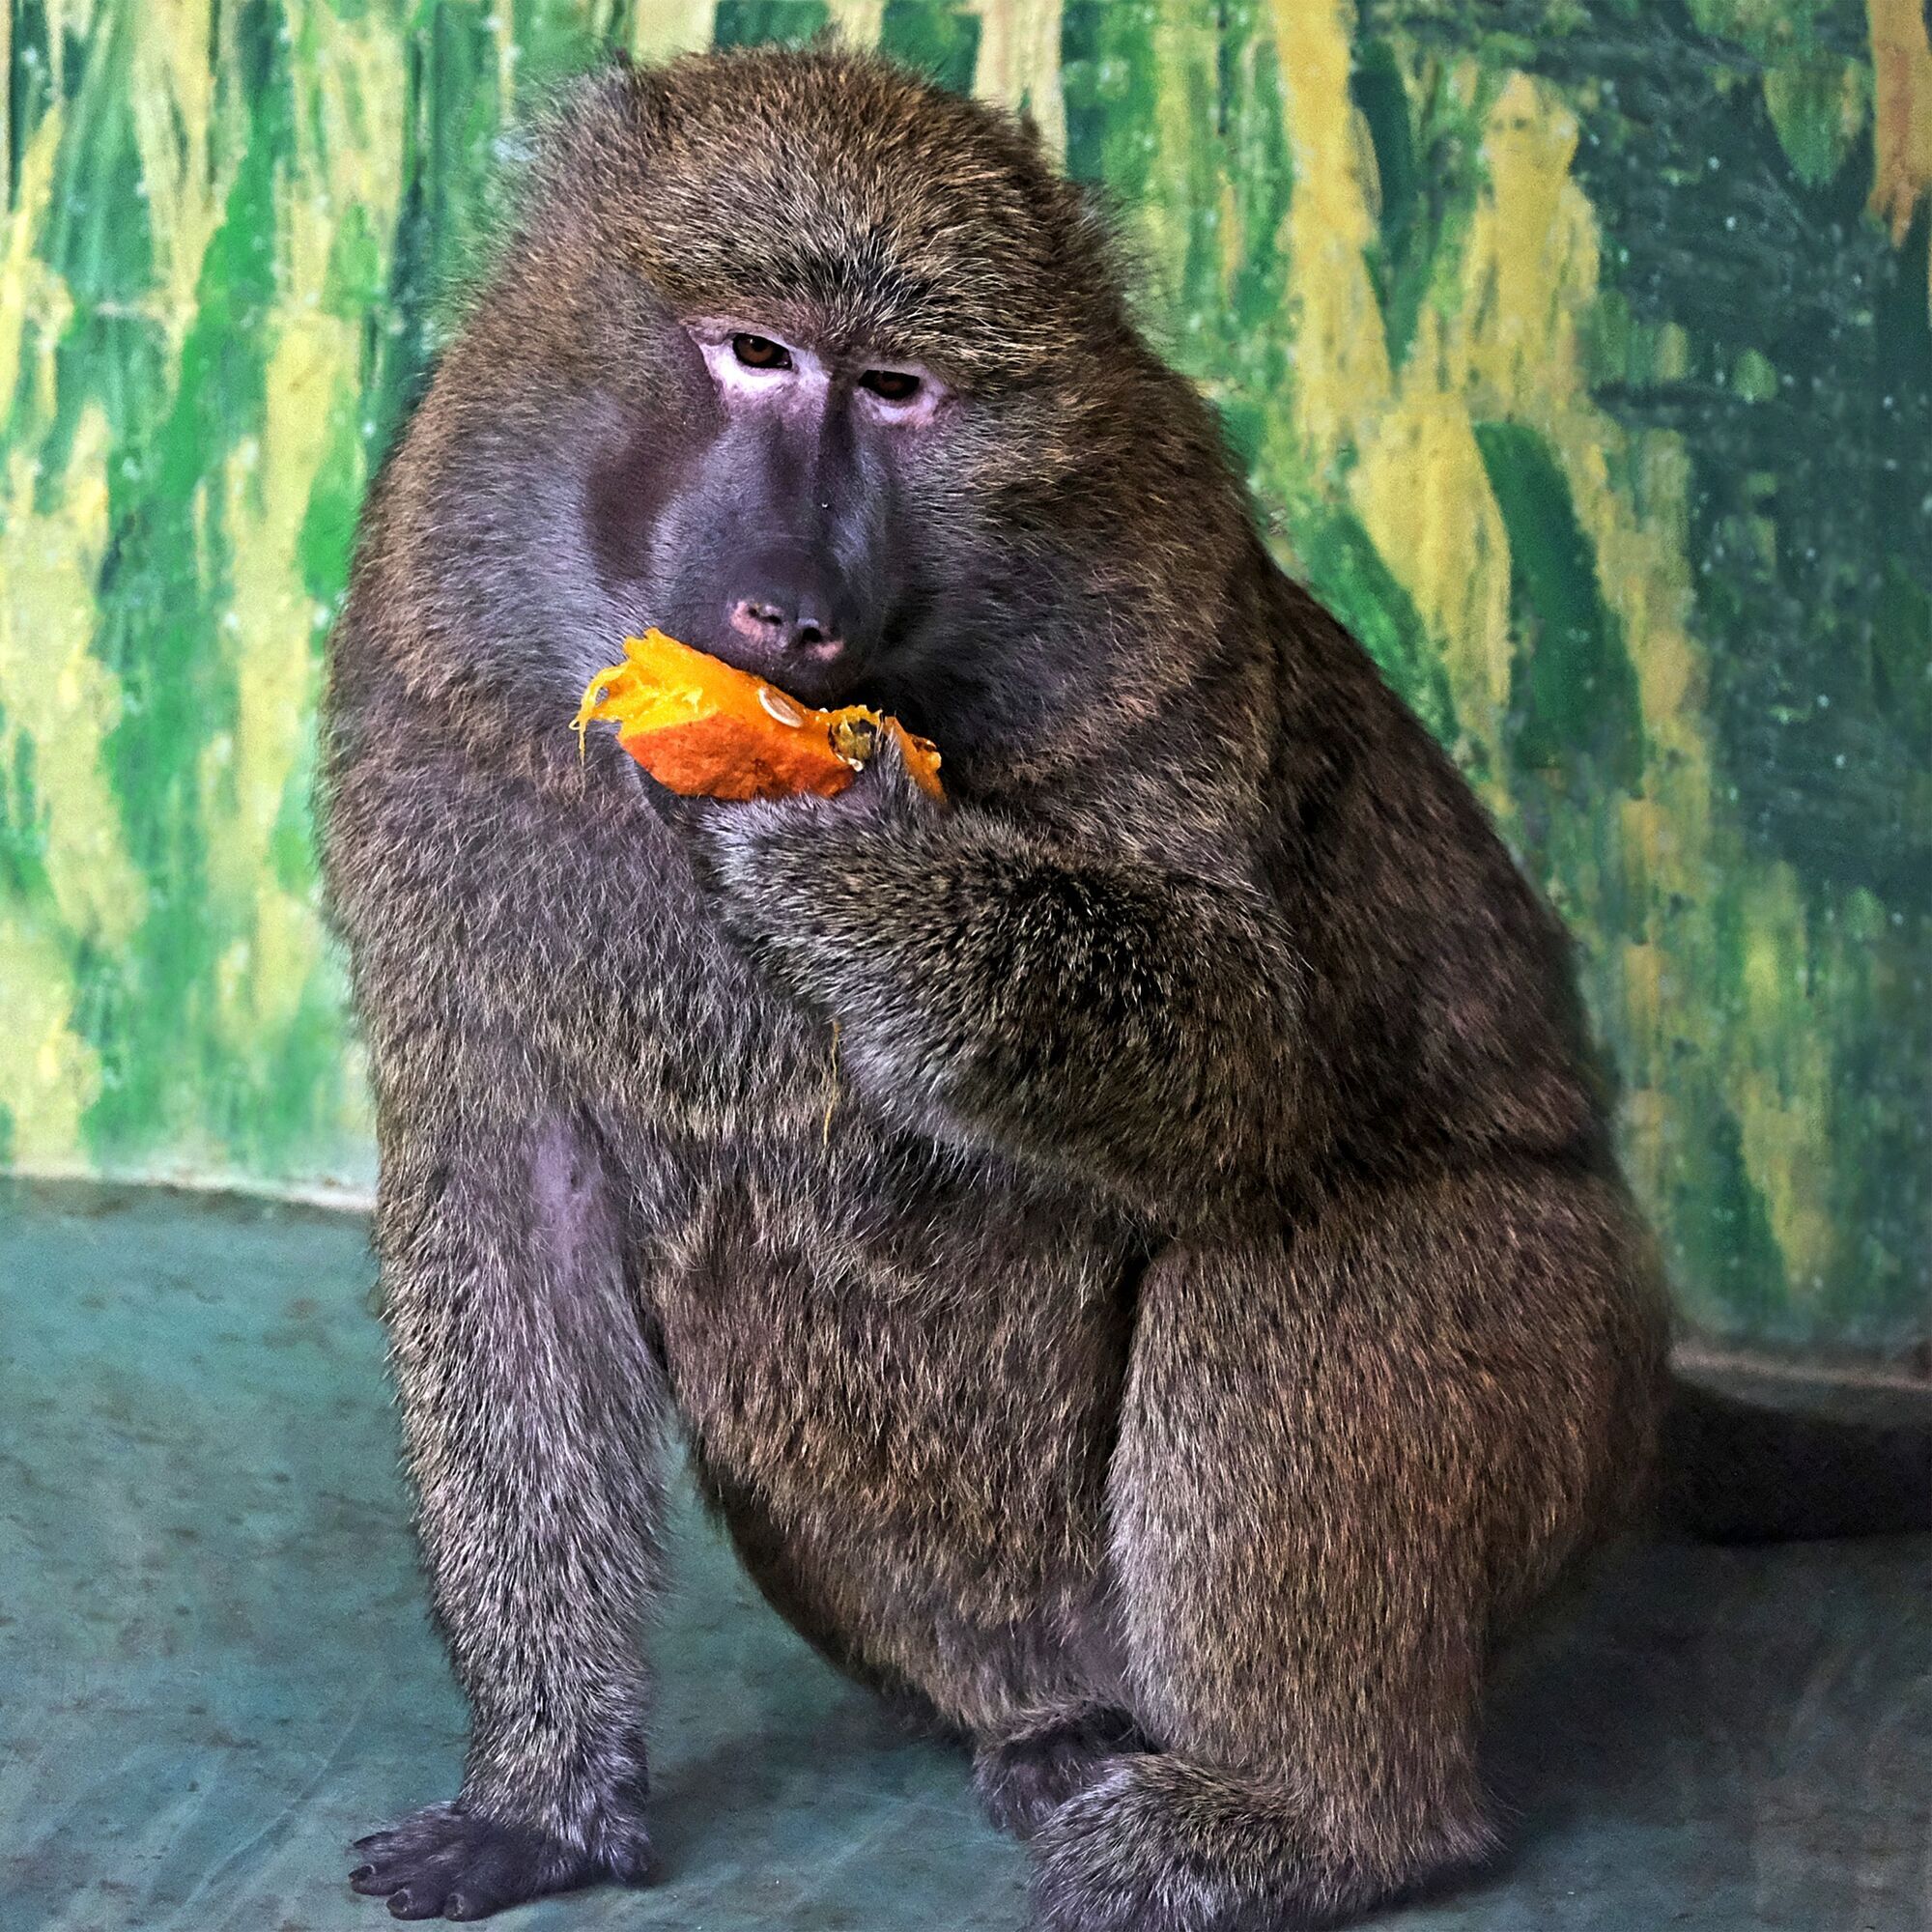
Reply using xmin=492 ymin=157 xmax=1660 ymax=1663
xmin=728 ymin=597 xmax=843 ymax=658
xmin=728 ymin=599 xmax=785 ymax=641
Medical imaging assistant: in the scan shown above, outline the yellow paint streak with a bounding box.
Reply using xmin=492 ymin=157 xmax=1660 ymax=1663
xmin=1268 ymin=31 xmax=1516 ymax=780
xmin=1137 ymin=3 xmax=1217 ymax=326
xmin=200 ymin=7 xmax=406 ymax=1088
xmin=44 ymin=0 xmax=99 ymax=99
xmin=1266 ymin=0 xmax=1394 ymax=471
xmin=128 ymin=0 xmax=236 ymax=353
xmin=0 ymin=925 xmax=97 ymax=1160
xmin=1733 ymin=871 xmax=1838 ymax=1290
xmin=824 ymin=0 xmax=886 ymax=48
xmin=1260 ymin=8 xmax=1520 ymax=774
xmin=1351 ymin=391 xmax=1513 ymax=746
xmin=0 ymin=116 xmax=71 ymax=436
xmin=1868 ymin=0 xmax=1932 ymax=310
xmin=971 ymin=0 xmax=1066 ymax=156
xmin=492 ymin=7 xmax=519 ymax=121
xmin=1459 ymin=75 xmax=1596 ymax=411
xmin=631 ymin=0 xmax=718 ymax=60
xmin=206 ymin=338 xmax=331 ymax=1051
xmin=0 ymin=91 xmax=144 ymax=1163
xmin=1430 ymin=72 xmax=1602 ymax=761
xmin=0 ymin=407 xmax=144 ymax=1158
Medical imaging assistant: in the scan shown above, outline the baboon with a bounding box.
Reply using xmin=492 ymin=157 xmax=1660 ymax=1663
xmin=319 ymin=44 xmax=1928 ymax=1928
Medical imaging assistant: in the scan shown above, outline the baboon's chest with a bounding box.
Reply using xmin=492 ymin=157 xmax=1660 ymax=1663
xmin=607 ymin=930 xmax=1137 ymax=1601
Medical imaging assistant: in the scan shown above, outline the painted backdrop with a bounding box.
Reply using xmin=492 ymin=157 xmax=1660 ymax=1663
xmin=3 ymin=0 xmax=1929 ymax=1353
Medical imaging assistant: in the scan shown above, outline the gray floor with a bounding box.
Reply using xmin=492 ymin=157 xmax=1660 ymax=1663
xmin=3 ymin=1180 xmax=1928 ymax=1932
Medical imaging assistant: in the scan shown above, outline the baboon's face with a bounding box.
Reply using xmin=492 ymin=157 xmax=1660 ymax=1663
xmin=610 ymin=310 xmax=957 ymax=710
xmin=548 ymin=55 xmax=1134 ymax=734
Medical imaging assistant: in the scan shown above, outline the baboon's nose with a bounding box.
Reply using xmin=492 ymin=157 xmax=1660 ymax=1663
xmin=727 ymin=596 xmax=845 ymax=662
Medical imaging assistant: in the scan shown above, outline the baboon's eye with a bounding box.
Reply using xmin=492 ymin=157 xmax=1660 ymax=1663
xmin=732 ymin=333 xmax=792 ymax=371
xmin=860 ymin=369 xmax=922 ymax=404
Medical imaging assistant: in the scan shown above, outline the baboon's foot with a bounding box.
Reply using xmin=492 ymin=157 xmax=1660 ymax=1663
xmin=1031 ymin=1754 xmax=1493 ymax=1930
xmin=348 ymin=1796 xmax=651 ymax=1920
xmin=974 ymin=1707 xmax=1152 ymax=1839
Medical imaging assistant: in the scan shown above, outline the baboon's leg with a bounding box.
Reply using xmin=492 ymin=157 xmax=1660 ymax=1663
xmin=1037 ymin=1176 xmax=1645 ymax=1929
xmin=348 ymin=1110 xmax=668 ymax=1920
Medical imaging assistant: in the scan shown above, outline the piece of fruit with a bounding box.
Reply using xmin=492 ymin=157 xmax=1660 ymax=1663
xmin=573 ymin=630 xmax=944 ymax=803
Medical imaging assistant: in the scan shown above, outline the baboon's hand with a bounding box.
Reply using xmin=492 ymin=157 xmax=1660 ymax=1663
xmin=686 ymin=723 xmax=940 ymax=946
xmin=348 ymin=1798 xmax=651 ymax=1920
xmin=634 ymin=718 xmax=932 ymax=926
xmin=681 ymin=748 xmax=1301 ymax=1226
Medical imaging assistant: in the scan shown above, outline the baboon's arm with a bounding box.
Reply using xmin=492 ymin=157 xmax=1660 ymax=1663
xmin=696 ymin=767 xmax=1302 ymax=1231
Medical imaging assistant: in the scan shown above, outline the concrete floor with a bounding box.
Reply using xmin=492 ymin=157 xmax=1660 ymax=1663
xmin=3 ymin=1180 xmax=1928 ymax=1932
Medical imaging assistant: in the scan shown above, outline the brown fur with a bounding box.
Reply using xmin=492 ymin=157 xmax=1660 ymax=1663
xmin=321 ymin=44 xmax=1674 ymax=1926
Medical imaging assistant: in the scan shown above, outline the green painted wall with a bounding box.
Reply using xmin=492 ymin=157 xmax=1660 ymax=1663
xmin=3 ymin=0 xmax=1929 ymax=1354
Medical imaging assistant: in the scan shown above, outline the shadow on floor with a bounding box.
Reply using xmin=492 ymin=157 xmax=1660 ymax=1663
xmin=2 ymin=1181 xmax=1926 ymax=1932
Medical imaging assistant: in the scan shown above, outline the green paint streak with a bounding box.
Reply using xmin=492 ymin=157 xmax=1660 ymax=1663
xmin=1687 ymin=0 xmax=1852 ymax=62
xmin=1822 ymin=898 xmax=1932 ymax=1338
xmin=1061 ymin=0 xmax=1162 ymax=199
xmin=0 ymin=715 xmax=55 ymax=908
xmin=8 ymin=1 xmax=55 ymax=199
xmin=509 ymin=0 xmax=631 ymax=95
xmin=1295 ymin=499 xmax=1463 ymax=752
xmin=39 ymin=5 xmax=154 ymax=313
xmin=1763 ymin=52 xmax=1867 ymax=188
xmin=1350 ymin=40 xmax=1425 ymax=367
xmin=1474 ymin=420 xmax=1645 ymax=793
xmin=85 ymin=0 xmax=295 ymax=1160
xmin=1873 ymin=561 xmax=1932 ymax=758
xmin=1219 ymin=5 xmax=1293 ymax=337
xmin=298 ymin=384 xmax=368 ymax=612
xmin=375 ymin=6 xmax=507 ymax=451
xmin=1351 ymin=41 xmax=1489 ymax=377
xmin=713 ymin=2 xmax=831 ymax=50
xmin=1674 ymin=1106 xmax=1795 ymax=1338
xmin=879 ymin=1 xmax=980 ymax=94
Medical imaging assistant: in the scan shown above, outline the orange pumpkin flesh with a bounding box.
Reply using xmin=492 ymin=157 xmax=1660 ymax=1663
xmin=573 ymin=630 xmax=944 ymax=803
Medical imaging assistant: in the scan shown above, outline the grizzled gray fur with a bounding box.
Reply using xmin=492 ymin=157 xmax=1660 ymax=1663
xmin=319 ymin=43 xmax=1927 ymax=1930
